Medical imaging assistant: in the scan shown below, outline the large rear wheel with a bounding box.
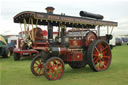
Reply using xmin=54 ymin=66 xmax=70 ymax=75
xmin=31 ymin=56 xmax=44 ymax=76
xmin=44 ymin=57 xmax=64 ymax=80
xmin=87 ymin=40 xmax=112 ymax=72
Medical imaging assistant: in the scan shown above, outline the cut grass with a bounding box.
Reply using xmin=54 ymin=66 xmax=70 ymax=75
xmin=0 ymin=45 xmax=128 ymax=85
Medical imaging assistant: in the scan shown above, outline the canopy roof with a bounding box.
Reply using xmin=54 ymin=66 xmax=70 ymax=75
xmin=14 ymin=11 xmax=118 ymax=28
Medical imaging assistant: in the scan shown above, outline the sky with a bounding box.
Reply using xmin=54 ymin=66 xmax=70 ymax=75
xmin=0 ymin=0 xmax=128 ymax=36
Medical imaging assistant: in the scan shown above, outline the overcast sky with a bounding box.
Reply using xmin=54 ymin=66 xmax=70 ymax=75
xmin=0 ymin=0 xmax=128 ymax=36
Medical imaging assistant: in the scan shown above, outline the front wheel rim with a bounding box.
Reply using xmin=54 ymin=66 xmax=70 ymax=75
xmin=32 ymin=57 xmax=44 ymax=75
xmin=45 ymin=58 xmax=64 ymax=80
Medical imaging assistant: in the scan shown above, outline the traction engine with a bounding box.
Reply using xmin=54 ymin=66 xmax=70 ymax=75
xmin=13 ymin=7 xmax=118 ymax=80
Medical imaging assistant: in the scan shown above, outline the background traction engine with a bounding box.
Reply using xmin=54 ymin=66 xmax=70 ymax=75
xmin=13 ymin=27 xmax=48 ymax=61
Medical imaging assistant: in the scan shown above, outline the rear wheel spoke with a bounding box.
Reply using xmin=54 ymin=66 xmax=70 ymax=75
xmin=102 ymin=46 xmax=108 ymax=51
xmin=95 ymin=46 xmax=100 ymax=54
xmin=93 ymin=55 xmax=98 ymax=60
xmin=94 ymin=58 xmax=99 ymax=63
xmin=97 ymin=62 xmax=100 ymax=70
xmin=103 ymin=63 xmax=107 ymax=68
xmin=93 ymin=54 xmax=98 ymax=57
xmin=103 ymin=56 xmax=110 ymax=58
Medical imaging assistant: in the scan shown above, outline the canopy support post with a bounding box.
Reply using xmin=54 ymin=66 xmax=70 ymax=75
xmin=107 ymin=26 xmax=109 ymax=34
xmin=110 ymin=26 xmax=114 ymax=34
xmin=24 ymin=19 xmax=27 ymax=40
xmin=31 ymin=18 xmax=35 ymax=42
xmin=97 ymin=25 xmax=100 ymax=36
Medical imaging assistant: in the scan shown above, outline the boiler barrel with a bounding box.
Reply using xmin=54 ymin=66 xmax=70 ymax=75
xmin=50 ymin=47 xmax=67 ymax=56
xmin=80 ymin=11 xmax=104 ymax=19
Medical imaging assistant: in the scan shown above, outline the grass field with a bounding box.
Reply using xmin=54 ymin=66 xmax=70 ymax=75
xmin=0 ymin=45 xmax=128 ymax=85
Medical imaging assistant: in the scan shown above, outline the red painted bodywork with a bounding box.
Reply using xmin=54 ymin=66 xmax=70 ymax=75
xmin=58 ymin=29 xmax=97 ymax=62
xmin=32 ymin=42 xmax=49 ymax=52
xmin=64 ymin=49 xmax=83 ymax=62
xmin=69 ymin=39 xmax=83 ymax=48
xmin=14 ymin=48 xmax=38 ymax=57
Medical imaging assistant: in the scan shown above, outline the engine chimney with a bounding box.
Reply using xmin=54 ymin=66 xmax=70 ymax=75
xmin=45 ymin=7 xmax=55 ymax=43
xmin=45 ymin=6 xmax=55 ymax=14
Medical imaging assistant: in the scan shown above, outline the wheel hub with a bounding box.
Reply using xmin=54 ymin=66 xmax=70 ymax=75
xmin=38 ymin=64 xmax=43 ymax=68
xmin=98 ymin=53 xmax=103 ymax=59
xmin=54 ymin=67 xmax=58 ymax=71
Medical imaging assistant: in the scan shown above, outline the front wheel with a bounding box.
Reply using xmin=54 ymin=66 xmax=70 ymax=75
xmin=14 ymin=53 xmax=20 ymax=61
xmin=87 ymin=40 xmax=112 ymax=72
xmin=31 ymin=56 xmax=44 ymax=76
xmin=44 ymin=57 xmax=65 ymax=80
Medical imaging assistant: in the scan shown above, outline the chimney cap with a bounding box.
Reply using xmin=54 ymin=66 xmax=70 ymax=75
xmin=45 ymin=6 xmax=55 ymax=11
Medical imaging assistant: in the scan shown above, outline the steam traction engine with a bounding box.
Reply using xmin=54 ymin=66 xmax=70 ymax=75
xmin=13 ymin=7 xmax=118 ymax=80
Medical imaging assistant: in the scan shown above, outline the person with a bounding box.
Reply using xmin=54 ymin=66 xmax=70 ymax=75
xmin=8 ymin=42 xmax=16 ymax=56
